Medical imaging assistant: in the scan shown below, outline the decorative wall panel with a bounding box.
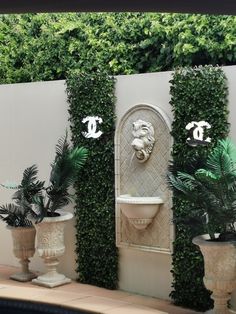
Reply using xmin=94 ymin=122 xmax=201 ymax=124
xmin=115 ymin=104 xmax=173 ymax=253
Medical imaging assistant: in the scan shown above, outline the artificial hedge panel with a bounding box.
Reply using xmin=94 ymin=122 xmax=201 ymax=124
xmin=66 ymin=71 xmax=118 ymax=289
xmin=170 ymin=66 xmax=229 ymax=311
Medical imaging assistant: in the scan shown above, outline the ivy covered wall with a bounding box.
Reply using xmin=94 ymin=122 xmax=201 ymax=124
xmin=170 ymin=65 xmax=229 ymax=311
xmin=66 ymin=72 xmax=118 ymax=289
xmin=0 ymin=13 xmax=235 ymax=83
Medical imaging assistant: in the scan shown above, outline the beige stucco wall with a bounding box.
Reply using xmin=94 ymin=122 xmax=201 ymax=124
xmin=0 ymin=80 xmax=77 ymax=280
xmin=0 ymin=65 xmax=235 ymax=301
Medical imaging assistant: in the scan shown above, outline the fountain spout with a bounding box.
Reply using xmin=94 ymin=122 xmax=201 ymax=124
xmin=131 ymin=120 xmax=155 ymax=163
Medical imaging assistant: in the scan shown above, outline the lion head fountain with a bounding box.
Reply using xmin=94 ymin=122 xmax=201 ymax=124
xmin=131 ymin=119 xmax=155 ymax=163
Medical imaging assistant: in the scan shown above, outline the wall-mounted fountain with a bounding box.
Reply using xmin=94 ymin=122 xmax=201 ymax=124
xmin=117 ymin=194 xmax=163 ymax=230
xmin=115 ymin=103 xmax=173 ymax=253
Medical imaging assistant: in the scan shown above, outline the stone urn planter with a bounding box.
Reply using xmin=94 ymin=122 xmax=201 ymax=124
xmin=193 ymin=234 xmax=236 ymax=314
xmin=9 ymin=226 xmax=36 ymax=282
xmin=32 ymin=211 xmax=73 ymax=288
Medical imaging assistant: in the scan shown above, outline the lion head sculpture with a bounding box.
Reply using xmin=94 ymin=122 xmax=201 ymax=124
xmin=131 ymin=120 xmax=155 ymax=163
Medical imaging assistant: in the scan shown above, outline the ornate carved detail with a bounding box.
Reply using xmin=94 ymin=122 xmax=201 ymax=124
xmin=193 ymin=234 xmax=236 ymax=314
xmin=36 ymin=222 xmax=65 ymax=254
xmin=33 ymin=211 xmax=73 ymax=288
xmin=128 ymin=218 xmax=153 ymax=229
xmin=115 ymin=104 xmax=173 ymax=253
xmin=9 ymin=226 xmax=36 ymax=282
xmin=131 ymin=119 xmax=155 ymax=163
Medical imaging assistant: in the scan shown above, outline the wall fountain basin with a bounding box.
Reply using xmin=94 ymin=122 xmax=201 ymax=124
xmin=117 ymin=195 xmax=163 ymax=230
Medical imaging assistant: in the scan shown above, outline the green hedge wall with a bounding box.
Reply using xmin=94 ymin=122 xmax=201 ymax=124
xmin=170 ymin=65 xmax=229 ymax=311
xmin=0 ymin=13 xmax=235 ymax=83
xmin=66 ymin=71 xmax=118 ymax=289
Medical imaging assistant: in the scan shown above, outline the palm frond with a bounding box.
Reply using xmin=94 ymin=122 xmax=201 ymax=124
xmin=0 ymin=203 xmax=32 ymax=227
xmin=167 ymin=172 xmax=195 ymax=195
xmin=55 ymin=132 xmax=70 ymax=158
xmin=31 ymin=195 xmax=47 ymax=223
xmin=49 ymin=193 xmax=72 ymax=213
xmin=195 ymin=169 xmax=219 ymax=181
xmin=168 ymin=137 xmax=236 ymax=239
xmin=0 ymin=203 xmax=19 ymax=215
xmin=68 ymin=147 xmax=88 ymax=171
xmin=47 ymin=134 xmax=88 ymax=215
xmin=50 ymin=147 xmax=88 ymax=186
xmin=21 ymin=164 xmax=38 ymax=187
xmin=206 ymin=139 xmax=236 ymax=176
xmin=219 ymin=138 xmax=236 ymax=163
xmin=0 ymin=164 xmax=44 ymax=227
xmin=13 ymin=165 xmax=45 ymax=204
xmin=1 ymin=182 xmax=19 ymax=189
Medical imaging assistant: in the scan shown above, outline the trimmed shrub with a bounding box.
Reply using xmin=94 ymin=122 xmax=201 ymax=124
xmin=170 ymin=65 xmax=229 ymax=311
xmin=66 ymin=71 xmax=118 ymax=289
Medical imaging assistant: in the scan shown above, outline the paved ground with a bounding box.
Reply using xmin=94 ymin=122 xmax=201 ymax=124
xmin=0 ymin=265 xmax=201 ymax=314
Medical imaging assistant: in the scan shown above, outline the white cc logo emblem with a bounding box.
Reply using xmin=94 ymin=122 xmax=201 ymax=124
xmin=82 ymin=116 xmax=103 ymax=139
xmin=185 ymin=121 xmax=211 ymax=146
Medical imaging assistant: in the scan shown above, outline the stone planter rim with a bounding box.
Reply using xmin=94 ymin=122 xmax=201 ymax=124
xmin=193 ymin=233 xmax=236 ymax=247
xmin=37 ymin=210 xmax=73 ymax=224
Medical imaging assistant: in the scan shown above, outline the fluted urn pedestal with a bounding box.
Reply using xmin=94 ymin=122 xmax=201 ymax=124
xmin=32 ymin=211 xmax=73 ymax=288
xmin=9 ymin=226 xmax=36 ymax=282
xmin=193 ymin=234 xmax=236 ymax=314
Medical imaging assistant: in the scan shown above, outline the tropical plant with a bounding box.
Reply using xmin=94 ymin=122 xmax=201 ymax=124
xmin=0 ymin=164 xmax=44 ymax=227
xmin=168 ymin=138 xmax=236 ymax=241
xmin=33 ymin=132 xmax=88 ymax=221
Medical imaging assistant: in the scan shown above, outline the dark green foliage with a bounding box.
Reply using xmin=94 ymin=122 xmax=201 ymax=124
xmin=0 ymin=13 xmax=235 ymax=83
xmin=168 ymin=138 xmax=236 ymax=240
xmin=0 ymin=165 xmax=44 ymax=227
xmin=170 ymin=66 xmax=229 ymax=311
xmin=66 ymin=71 xmax=118 ymax=289
xmin=33 ymin=133 xmax=88 ymax=220
xmin=12 ymin=164 xmax=44 ymax=205
xmin=0 ymin=203 xmax=32 ymax=227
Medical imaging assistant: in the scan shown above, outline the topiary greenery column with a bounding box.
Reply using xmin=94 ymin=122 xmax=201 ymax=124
xmin=66 ymin=71 xmax=118 ymax=289
xmin=170 ymin=65 xmax=229 ymax=311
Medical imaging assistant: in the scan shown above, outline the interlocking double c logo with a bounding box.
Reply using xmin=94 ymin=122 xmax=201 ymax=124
xmin=82 ymin=116 xmax=103 ymax=139
xmin=185 ymin=121 xmax=211 ymax=146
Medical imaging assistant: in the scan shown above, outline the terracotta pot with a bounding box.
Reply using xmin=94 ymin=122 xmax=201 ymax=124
xmin=193 ymin=234 xmax=236 ymax=314
xmin=9 ymin=226 xmax=36 ymax=282
xmin=32 ymin=210 xmax=73 ymax=288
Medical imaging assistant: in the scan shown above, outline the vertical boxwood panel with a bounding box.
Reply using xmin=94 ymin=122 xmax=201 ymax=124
xmin=170 ymin=65 xmax=229 ymax=311
xmin=66 ymin=71 xmax=118 ymax=289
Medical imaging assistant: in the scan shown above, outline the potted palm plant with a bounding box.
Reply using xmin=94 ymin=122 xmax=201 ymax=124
xmin=0 ymin=165 xmax=44 ymax=282
xmin=168 ymin=138 xmax=236 ymax=314
xmin=31 ymin=133 xmax=88 ymax=288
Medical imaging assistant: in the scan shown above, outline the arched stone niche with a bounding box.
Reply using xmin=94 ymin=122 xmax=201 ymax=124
xmin=115 ymin=103 xmax=174 ymax=253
